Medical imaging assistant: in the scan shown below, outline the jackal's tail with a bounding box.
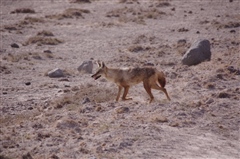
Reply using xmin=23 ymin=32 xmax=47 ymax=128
xmin=158 ymin=72 xmax=166 ymax=88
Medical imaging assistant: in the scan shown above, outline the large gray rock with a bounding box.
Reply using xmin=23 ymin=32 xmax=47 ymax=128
xmin=77 ymin=60 xmax=93 ymax=73
xmin=182 ymin=39 xmax=211 ymax=66
xmin=48 ymin=68 xmax=64 ymax=78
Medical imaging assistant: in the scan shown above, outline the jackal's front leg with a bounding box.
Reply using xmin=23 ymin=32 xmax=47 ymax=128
xmin=116 ymin=86 xmax=123 ymax=101
xmin=122 ymin=86 xmax=132 ymax=101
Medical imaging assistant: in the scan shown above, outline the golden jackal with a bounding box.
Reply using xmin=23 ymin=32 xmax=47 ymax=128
xmin=91 ymin=61 xmax=171 ymax=103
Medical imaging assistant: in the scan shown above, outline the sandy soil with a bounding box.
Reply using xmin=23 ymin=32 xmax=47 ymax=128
xmin=0 ymin=0 xmax=240 ymax=158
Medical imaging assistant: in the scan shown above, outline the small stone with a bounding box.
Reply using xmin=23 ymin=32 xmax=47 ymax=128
xmin=25 ymin=82 xmax=31 ymax=86
xmin=22 ymin=152 xmax=33 ymax=159
xmin=205 ymin=98 xmax=214 ymax=104
xmin=43 ymin=50 xmax=52 ymax=53
xmin=11 ymin=43 xmax=19 ymax=48
xmin=77 ymin=60 xmax=93 ymax=74
xmin=95 ymin=106 xmax=102 ymax=112
xmin=28 ymin=107 xmax=33 ymax=110
xmin=48 ymin=68 xmax=64 ymax=78
xmin=218 ymin=92 xmax=231 ymax=98
xmin=82 ymin=97 xmax=90 ymax=104
xmin=116 ymin=107 xmax=129 ymax=114
xmin=50 ymin=154 xmax=59 ymax=159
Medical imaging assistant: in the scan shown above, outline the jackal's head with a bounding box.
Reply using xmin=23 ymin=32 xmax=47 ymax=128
xmin=91 ymin=61 xmax=107 ymax=80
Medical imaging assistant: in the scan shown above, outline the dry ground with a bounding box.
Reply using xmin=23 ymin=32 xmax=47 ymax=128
xmin=0 ymin=0 xmax=240 ymax=158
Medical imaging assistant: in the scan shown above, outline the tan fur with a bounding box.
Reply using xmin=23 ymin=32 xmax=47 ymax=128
xmin=91 ymin=61 xmax=171 ymax=103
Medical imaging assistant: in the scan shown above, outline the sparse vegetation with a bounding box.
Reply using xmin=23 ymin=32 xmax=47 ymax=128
xmin=53 ymin=84 xmax=117 ymax=108
xmin=46 ymin=8 xmax=90 ymax=20
xmin=0 ymin=65 xmax=11 ymax=74
xmin=1 ymin=0 xmax=240 ymax=158
xmin=106 ymin=6 xmax=167 ymax=24
xmin=11 ymin=8 xmax=35 ymax=14
xmin=37 ymin=30 xmax=54 ymax=36
xmin=2 ymin=52 xmax=54 ymax=63
xmin=24 ymin=36 xmax=63 ymax=45
xmin=3 ymin=16 xmax=44 ymax=31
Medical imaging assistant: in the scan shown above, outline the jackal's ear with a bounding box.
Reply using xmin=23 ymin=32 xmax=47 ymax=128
xmin=96 ymin=60 xmax=101 ymax=67
xmin=101 ymin=62 xmax=105 ymax=68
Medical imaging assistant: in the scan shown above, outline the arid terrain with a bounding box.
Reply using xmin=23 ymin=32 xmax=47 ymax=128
xmin=0 ymin=0 xmax=240 ymax=158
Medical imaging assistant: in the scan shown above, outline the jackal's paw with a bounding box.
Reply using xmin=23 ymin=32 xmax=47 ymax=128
xmin=122 ymin=97 xmax=132 ymax=101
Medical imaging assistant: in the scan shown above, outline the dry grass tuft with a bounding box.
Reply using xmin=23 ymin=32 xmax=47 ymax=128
xmin=151 ymin=115 xmax=168 ymax=123
xmin=24 ymin=36 xmax=63 ymax=45
xmin=4 ymin=17 xmax=44 ymax=31
xmin=37 ymin=30 xmax=54 ymax=36
xmin=128 ymin=45 xmax=151 ymax=52
xmin=53 ymin=84 xmax=117 ymax=109
xmin=23 ymin=16 xmax=44 ymax=24
xmin=106 ymin=7 xmax=167 ymax=24
xmin=210 ymin=20 xmax=240 ymax=30
xmin=46 ymin=8 xmax=90 ymax=20
xmin=11 ymin=8 xmax=35 ymax=14
xmin=2 ymin=53 xmax=30 ymax=62
xmin=2 ymin=52 xmax=52 ymax=63
xmin=0 ymin=65 xmax=11 ymax=74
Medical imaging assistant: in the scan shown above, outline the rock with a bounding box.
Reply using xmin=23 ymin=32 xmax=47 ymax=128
xmin=43 ymin=50 xmax=52 ymax=53
xmin=205 ymin=98 xmax=214 ymax=104
xmin=77 ymin=60 xmax=93 ymax=73
xmin=50 ymin=154 xmax=60 ymax=159
xmin=25 ymin=82 xmax=31 ymax=86
xmin=22 ymin=152 xmax=33 ymax=159
xmin=95 ymin=106 xmax=103 ymax=112
xmin=218 ymin=92 xmax=231 ymax=98
xmin=11 ymin=43 xmax=19 ymax=48
xmin=182 ymin=39 xmax=211 ymax=66
xmin=48 ymin=68 xmax=64 ymax=78
xmin=82 ymin=97 xmax=90 ymax=104
xmin=227 ymin=66 xmax=240 ymax=75
xmin=116 ymin=107 xmax=129 ymax=114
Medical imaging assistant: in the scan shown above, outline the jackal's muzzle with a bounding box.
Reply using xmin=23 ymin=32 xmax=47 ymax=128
xmin=91 ymin=74 xmax=101 ymax=80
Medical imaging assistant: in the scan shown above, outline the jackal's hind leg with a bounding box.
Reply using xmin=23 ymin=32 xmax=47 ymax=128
xmin=116 ymin=86 xmax=123 ymax=101
xmin=152 ymin=84 xmax=171 ymax=101
xmin=143 ymin=81 xmax=154 ymax=103
xmin=122 ymin=86 xmax=132 ymax=101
